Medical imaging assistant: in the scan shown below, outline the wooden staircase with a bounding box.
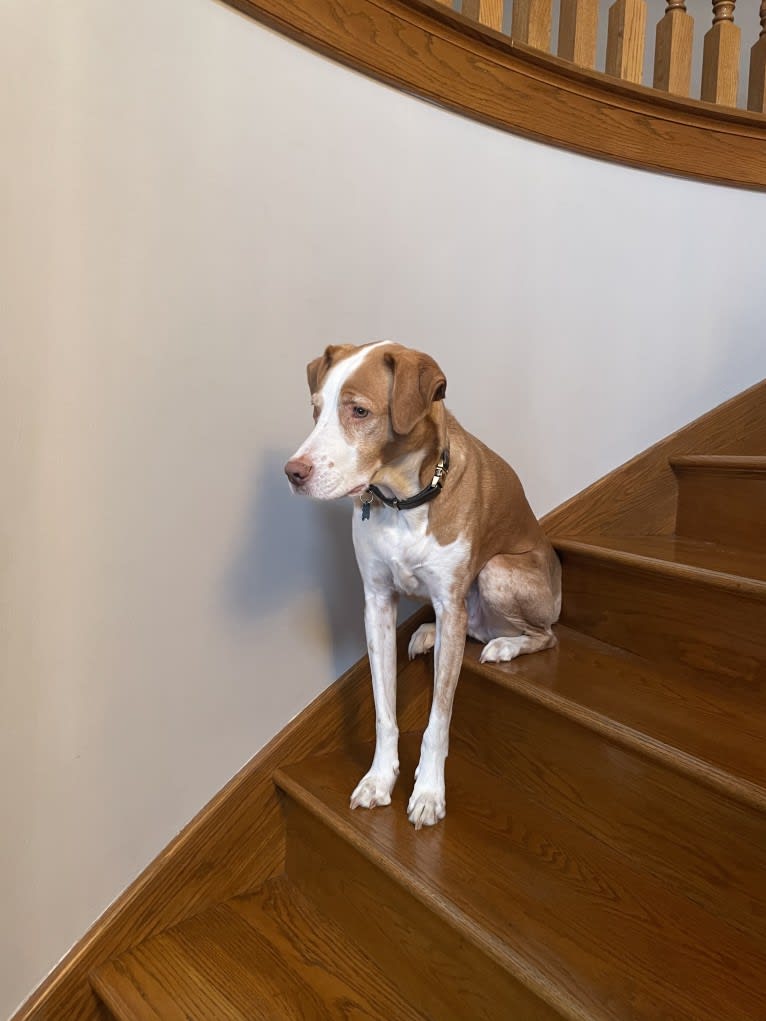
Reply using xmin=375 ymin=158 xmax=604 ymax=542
xmin=87 ymin=451 xmax=766 ymax=1019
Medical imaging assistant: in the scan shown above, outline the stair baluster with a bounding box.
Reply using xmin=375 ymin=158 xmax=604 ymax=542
xmin=701 ymin=0 xmax=741 ymax=104
xmin=557 ymin=0 xmax=599 ymax=67
xmin=606 ymin=0 xmax=648 ymax=83
xmin=748 ymin=0 xmax=766 ymax=111
xmin=653 ymin=0 xmax=694 ymax=95
xmin=462 ymin=0 xmax=505 ymax=31
xmin=511 ymin=0 xmax=553 ymax=51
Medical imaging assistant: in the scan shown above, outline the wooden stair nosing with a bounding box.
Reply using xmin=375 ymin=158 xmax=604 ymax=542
xmin=274 ymin=766 xmax=599 ymax=1021
xmin=462 ymin=638 xmax=766 ymax=814
xmin=553 ymin=537 xmax=766 ymax=597
xmin=670 ymin=454 xmax=766 ymax=474
xmin=91 ymin=962 xmax=161 ymax=1021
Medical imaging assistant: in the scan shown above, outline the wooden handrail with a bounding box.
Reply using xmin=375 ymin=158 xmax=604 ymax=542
xmin=223 ymin=0 xmax=766 ymax=189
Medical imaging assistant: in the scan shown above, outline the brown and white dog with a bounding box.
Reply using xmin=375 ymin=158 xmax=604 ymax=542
xmin=285 ymin=342 xmax=561 ymax=829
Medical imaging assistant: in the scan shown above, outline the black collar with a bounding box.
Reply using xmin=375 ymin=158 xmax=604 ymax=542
xmin=361 ymin=449 xmax=450 ymax=520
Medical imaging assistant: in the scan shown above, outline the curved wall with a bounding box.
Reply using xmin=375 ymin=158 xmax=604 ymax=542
xmin=2 ymin=0 xmax=765 ymax=1015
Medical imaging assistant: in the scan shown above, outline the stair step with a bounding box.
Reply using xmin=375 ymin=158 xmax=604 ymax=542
xmin=554 ymin=535 xmax=766 ymax=682
xmin=276 ymin=738 xmax=766 ymax=1021
xmin=464 ymin=625 xmax=766 ymax=809
xmin=91 ymin=876 xmax=427 ymax=1021
xmin=671 ymin=455 xmax=766 ymax=552
xmin=448 ymin=660 xmax=766 ymax=946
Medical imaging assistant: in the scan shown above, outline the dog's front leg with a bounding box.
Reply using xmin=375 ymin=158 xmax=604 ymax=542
xmin=350 ymin=589 xmax=400 ymax=810
xmin=408 ymin=600 xmax=467 ymax=829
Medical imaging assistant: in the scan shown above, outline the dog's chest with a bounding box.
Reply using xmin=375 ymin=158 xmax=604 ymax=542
xmin=352 ymin=504 xmax=470 ymax=599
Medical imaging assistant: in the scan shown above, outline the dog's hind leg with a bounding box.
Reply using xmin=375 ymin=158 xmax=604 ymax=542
xmin=470 ymin=546 xmax=561 ymax=665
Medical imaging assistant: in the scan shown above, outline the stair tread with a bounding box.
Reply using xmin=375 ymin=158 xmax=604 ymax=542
xmin=464 ymin=625 xmax=766 ymax=806
xmin=91 ymin=876 xmax=427 ymax=1021
xmin=554 ymin=534 xmax=766 ymax=589
xmin=277 ymin=740 xmax=766 ymax=1021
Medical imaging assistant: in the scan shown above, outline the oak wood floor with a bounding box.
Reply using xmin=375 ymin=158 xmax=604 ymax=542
xmin=92 ymin=877 xmax=428 ymax=1021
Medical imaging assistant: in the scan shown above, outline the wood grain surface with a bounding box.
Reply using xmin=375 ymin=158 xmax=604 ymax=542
xmin=12 ymin=612 xmax=432 ymax=1021
xmin=672 ymin=455 xmax=766 ymax=551
xmin=222 ymin=0 xmax=766 ymax=189
xmin=93 ymin=877 xmax=428 ymax=1021
xmin=556 ymin=535 xmax=766 ymax=682
xmin=278 ymin=735 xmax=766 ymax=1020
xmin=463 ymin=624 xmax=766 ymax=809
xmin=449 ymin=675 xmax=766 ymax=945
xmin=287 ymin=801 xmax=559 ymax=1021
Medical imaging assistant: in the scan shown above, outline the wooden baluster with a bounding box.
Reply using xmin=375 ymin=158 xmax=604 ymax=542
xmin=605 ymin=0 xmax=648 ymax=83
xmin=653 ymin=0 xmax=694 ymax=95
xmin=512 ymin=0 xmax=553 ymax=51
xmin=748 ymin=0 xmax=766 ymax=111
xmin=462 ymin=0 xmax=504 ymax=32
xmin=701 ymin=0 xmax=741 ymax=105
xmin=558 ymin=0 xmax=599 ymax=67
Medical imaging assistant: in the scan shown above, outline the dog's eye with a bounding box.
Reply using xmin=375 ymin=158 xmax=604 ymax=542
xmin=352 ymin=406 xmax=370 ymax=419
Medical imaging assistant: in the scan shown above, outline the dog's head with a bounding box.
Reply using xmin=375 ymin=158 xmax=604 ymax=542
xmin=284 ymin=341 xmax=447 ymax=499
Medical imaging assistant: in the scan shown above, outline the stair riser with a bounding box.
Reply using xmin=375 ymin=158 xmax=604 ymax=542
xmin=558 ymin=552 xmax=766 ymax=682
xmin=450 ymin=670 xmax=766 ymax=943
xmin=674 ymin=467 xmax=766 ymax=552
xmin=283 ymin=798 xmax=561 ymax=1021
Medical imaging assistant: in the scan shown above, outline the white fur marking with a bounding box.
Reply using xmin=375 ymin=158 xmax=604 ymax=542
xmin=289 ymin=342 xmax=391 ymax=500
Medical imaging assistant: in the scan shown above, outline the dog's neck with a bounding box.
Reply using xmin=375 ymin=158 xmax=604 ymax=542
xmin=368 ymin=404 xmax=449 ymax=503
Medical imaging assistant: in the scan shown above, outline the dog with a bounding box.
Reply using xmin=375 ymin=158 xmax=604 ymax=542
xmin=285 ymin=341 xmax=561 ymax=829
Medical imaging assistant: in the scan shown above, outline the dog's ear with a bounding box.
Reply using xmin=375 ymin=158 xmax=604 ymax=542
xmin=306 ymin=345 xmax=343 ymax=394
xmin=386 ymin=348 xmax=447 ymax=436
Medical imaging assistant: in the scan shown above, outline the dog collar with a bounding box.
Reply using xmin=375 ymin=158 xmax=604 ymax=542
xmin=361 ymin=449 xmax=450 ymax=521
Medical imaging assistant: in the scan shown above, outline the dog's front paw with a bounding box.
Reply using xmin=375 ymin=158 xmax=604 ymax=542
xmin=350 ymin=772 xmax=397 ymax=810
xmin=407 ymin=785 xmax=446 ymax=829
xmin=408 ymin=622 xmax=436 ymax=660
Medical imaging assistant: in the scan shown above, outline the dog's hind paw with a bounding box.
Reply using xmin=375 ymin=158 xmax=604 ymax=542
xmin=350 ymin=772 xmax=396 ymax=810
xmin=479 ymin=636 xmax=524 ymax=663
xmin=408 ymin=623 xmax=436 ymax=660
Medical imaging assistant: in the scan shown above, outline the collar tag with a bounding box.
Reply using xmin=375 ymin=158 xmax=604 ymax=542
xmin=360 ymin=490 xmax=374 ymax=521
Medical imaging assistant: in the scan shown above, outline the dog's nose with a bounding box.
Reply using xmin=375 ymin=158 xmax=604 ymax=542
xmin=285 ymin=458 xmax=313 ymax=487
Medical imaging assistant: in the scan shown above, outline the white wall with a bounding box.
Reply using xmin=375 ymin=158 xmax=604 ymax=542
xmin=1 ymin=0 xmax=764 ymax=1015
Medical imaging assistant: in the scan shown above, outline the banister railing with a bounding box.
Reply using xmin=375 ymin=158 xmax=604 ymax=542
xmin=224 ymin=0 xmax=766 ymax=189
xmin=455 ymin=0 xmax=765 ymax=110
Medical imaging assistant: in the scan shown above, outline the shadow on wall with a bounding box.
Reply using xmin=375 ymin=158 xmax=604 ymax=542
xmin=224 ymin=450 xmax=366 ymax=675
